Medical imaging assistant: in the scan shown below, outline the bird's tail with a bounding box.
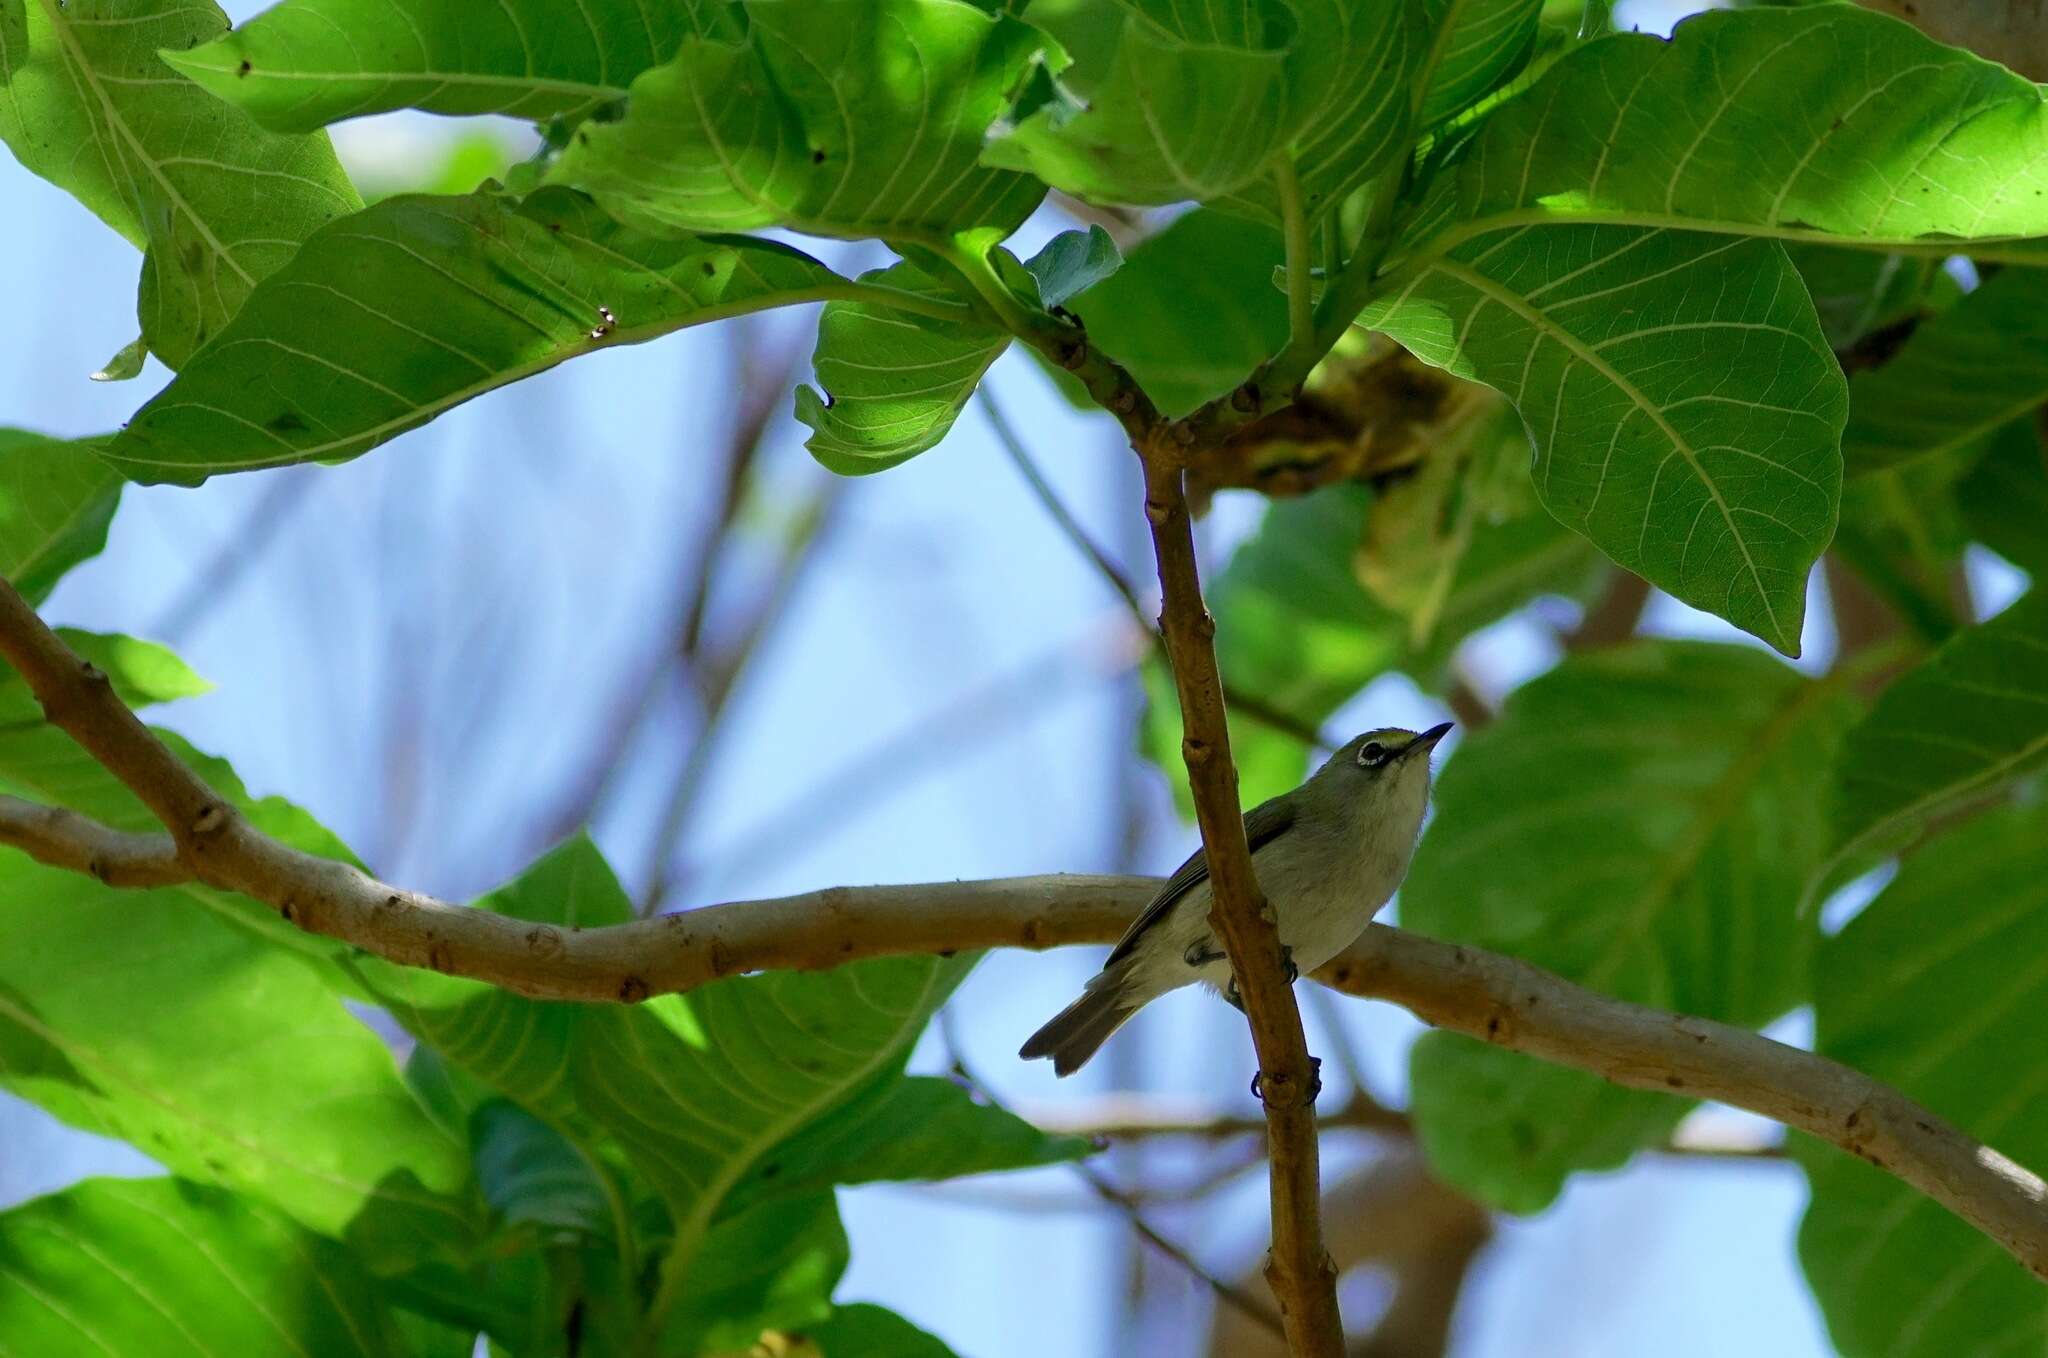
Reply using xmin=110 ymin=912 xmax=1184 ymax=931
xmin=1019 ymin=964 xmax=1140 ymax=1077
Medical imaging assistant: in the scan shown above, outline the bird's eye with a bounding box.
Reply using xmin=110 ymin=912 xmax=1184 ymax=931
xmin=1357 ymin=741 xmax=1387 ymax=767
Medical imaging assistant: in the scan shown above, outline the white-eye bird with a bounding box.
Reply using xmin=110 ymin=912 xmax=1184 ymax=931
xmin=1021 ymin=722 xmax=1453 ymax=1075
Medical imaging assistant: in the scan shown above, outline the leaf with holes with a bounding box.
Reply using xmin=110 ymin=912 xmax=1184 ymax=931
xmin=101 ymin=189 xmax=861 ymax=484
xmin=796 ymin=261 xmax=1007 ymax=475
xmin=1413 ymin=6 xmax=2048 ymax=256
xmin=165 ymin=0 xmax=734 ymax=131
xmin=547 ymin=0 xmax=1044 ymax=243
xmin=0 ymin=0 xmax=360 ymax=368
xmin=1360 ymin=225 xmax=1844 ymax=655
xmin=0 ymin=431 xmax=122 ymax=605
xmin=1844 ymin=269 xmax=2048 ymax=476
xmin=1403 ymin=642 xmax=1855 ymax=1210
xmin=0 ymin=1178 xmax=450 ymax=1357
xmin=1799 ymin=802 xmax=2048 ymax=1358
xmin=1829 ymin=589 xmax=2048 ymax=865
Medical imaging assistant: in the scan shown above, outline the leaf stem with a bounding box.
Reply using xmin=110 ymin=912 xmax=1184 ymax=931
xmin=1274 ymin=157 xmax=1315 ymax=352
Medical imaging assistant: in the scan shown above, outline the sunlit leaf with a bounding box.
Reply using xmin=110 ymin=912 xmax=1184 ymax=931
xmin=1414 ymin=6 xmax=2048 ymax=256
xmin=548 ymin=0 xmax=1044 ymax=242
xmin=1418 ymin=0 xmax=1542 ymax=126
xmin=0 ymin=1178 xmax=441 ymax=1357
xmin=1404 ymin=642 xmax=1855 ymax=1210
xmin=0 ymin=0 xmax=360 ymax=368
xmin=102 ymin=189 xmax=852 ymax=484
xmin=165 ymin=0 xmax=733 ymax=130
xmin=1361 ymin=225 xmax=1844 ymax=655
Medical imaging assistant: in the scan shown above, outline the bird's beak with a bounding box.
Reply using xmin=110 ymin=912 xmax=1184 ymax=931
xmin=1404 ymin=722 xmax=1454 ymax=758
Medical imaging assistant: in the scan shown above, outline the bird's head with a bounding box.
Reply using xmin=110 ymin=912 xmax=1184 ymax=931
xmin=1317 ymin=722 xmax=1454 ymax=810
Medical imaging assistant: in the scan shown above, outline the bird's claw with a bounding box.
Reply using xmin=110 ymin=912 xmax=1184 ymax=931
xmin=1280 ymin=945 xmax=1299 ymax=985
xmin=1250 ymin=1057 xmax=1324 ymax=1106
xmin=1222 ymin=978 xmax=1246 ymax=1013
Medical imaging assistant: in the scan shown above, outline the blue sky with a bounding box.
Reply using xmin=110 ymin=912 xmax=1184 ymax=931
xmin=4 ymin=5 xmax=2016 ymax=1352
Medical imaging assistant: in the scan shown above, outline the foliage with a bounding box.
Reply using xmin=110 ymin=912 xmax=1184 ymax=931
xmin=5 ymin=0 xmax=2048 ymax=1352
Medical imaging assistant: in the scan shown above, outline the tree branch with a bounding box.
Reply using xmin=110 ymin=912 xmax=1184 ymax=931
xmin=9 ymin=547 xmax=2048 ymax=1293
xmin=1138 ymin=453 xmax=1346 ymax=1357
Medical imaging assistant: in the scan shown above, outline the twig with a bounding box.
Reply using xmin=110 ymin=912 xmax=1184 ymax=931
xmin=934 ymin=1009 xmax=1288 ymax=1342
xmin=978 ymin=386 xmax=1332 ymax=752
xmin=1016 ymin=1091 xmax=1409 ymax=1142
xmin=0 ymin=669 xmax=2040 ymax=1288
xmin=1564 ymin=568 xmax=1651 ymax=652
xmin=1138 ymin=452 xmax=1345 ymax=1357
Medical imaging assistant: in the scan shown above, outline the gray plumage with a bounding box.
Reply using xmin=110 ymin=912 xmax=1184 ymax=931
xmin=1020 ymin=723 xmax=1452 ymax=1076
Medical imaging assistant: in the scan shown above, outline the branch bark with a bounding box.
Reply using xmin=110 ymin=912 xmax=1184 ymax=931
xmin=6 ymin=582 xmax=2045 ymax=1286
xmin=1140 ymin=452 xmax=1346 ymax=1357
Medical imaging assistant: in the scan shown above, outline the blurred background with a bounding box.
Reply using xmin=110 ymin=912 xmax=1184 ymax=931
xmin=1 ymin=0 xmax=2028 ymax=1354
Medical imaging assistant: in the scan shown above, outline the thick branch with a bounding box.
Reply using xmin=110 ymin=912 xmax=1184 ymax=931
xmin=0 ymin=795 xmax=188 ymax=887
xmin=1140 ymin=454 xmax=1346 ymax=1357
xmin=4 ymin=584 xmax=2046 ymax=1284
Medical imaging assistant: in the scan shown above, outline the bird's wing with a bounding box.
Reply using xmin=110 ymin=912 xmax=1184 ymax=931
xmin=1105 ymin=792 xmax=1297 ymax=967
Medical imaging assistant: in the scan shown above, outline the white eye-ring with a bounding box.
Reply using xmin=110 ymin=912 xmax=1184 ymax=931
xmin=1358 ymin=741 xmax=1388 ymax=767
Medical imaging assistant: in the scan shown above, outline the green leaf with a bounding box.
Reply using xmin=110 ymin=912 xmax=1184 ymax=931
xmin=1145 ymin=478 xmax=1599 ymax=811
xmin=101 ymin=189 xmax=852 ymax=485
xmin=91 ymin=334 xmax=148 ymax=383
xmin=1065 ymin=209 xmax=1288 ymax=417
xmin=658 ymin=1193 xmax=846 ymax=1355
xmin=0 ymin=630 xmax=209 ymax=726
xmin=0 ymin=650 xmax=470 ymax=1263
xmin=1799 ymin=802 xmax=2048 ymax=1358
xmin=1024 ymin=225 xmax=1122 ymax=308
xmin=354 ymin=838 xmax=1036 ymax=1339
xmin=0 ymin=0 xmax=360 ymax=368
xmin=1361 ymin=225 xmax=1845 ymax=655
xmin=1829 ymin=589 xmax=2048 ymax=863
xmin=1403 ymin=642 xmax=1855 ymax=1210
xmin=164 ymin=0 xmax=731 ymax=131
xmin=1415 ymin=6 xmax=2048 ymax=256
xmin=730 ymin=1074 xmax=1090 ymax=1210
xmin=0 ymin=1178 xmax=436 ymax=1357
xmin=1785 ymin=244 xmax=1953 ymax=351
xmin=1843 ymin=269 xmax=2048 ymax=477
xmin=1418 ymin=0 xmax=1542 ymax=126
xmin=1957 ymin=420 xmax=2048 ymax=578
xmin=547 ymin=0 xmax=1045 ymax=242
xmin=0 ymin=432 xmax=122 ymax=605
xmin=988 ymin=0 xmax=1417 ymax=215
xmin=470 ymin=1100 xmax=613 ymax=1243
xmin=796 ymin=262 xmax=1007 ymax=475
xmin=806 ymin=1303 xmax=961 ymax=1357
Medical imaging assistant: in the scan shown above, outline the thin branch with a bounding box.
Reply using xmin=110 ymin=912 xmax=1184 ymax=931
xmin=0 ymin=794 xmax=187 ymax=887
xmin=1274 ymin=158 xmax=1315 ymax=352
xmin=1138 ymin=451 xmax=1345 ymax=1357
xmin=1017 ymin=1091 xmax=1409 ymax=1142
xmin=1564 ymin=568 xmax=1651 ymax=652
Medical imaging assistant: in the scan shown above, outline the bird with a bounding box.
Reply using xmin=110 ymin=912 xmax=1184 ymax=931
xmin=1020 ymin=722 xmax=1453 ymax=1076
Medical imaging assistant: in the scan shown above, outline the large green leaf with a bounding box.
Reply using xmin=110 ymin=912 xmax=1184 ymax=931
xmin=547 ymin=0 xmax=1044 ymax=243
xmin=1799 ymin=803 xmax=2048 ymax=1358
xmin=0 ymin=433 xmax=121 ymax=605
xmin=1146 ymin=478 xmax=1599 ymax=811
xmin=0 ymin=0 xmax=360 ymax=368
xmin=1958 ymin=420 xmax=2048 ymax=578
xmin=987 ymin=0 xmax=1417 ymax=216
xmin=100 ymin=189 xmax=854 ymax=485
xmin=1409 ymin=6 xmax=2048 ymax=260
xmin=0 ymin=644 xmax=470 ymax=1263
xmin=165 ymin=0 xmax=730 ymax=130
xmin=1417 ymin=0 xmax=1541 ymax=127
xmin=1829 ymin=589 xmax=2048 ymax=863
xmin=1843 ymin=269 xmax=2048 ymax=476
xmin=1064 ymin=209 xmax=1288 ymax=417
xmin=658 ymin=1193 xmax=846 ymax=1355
xmin=358 ymin=837 xmax=1068 ymax=1337
xmin=807 ymin=1303 xmax=961 ymax=1357
xmin=796 ymin=262 xmax=1007 ymax=475
xmin=0 ymin=1178 xmax=442 ymax=1357
xmin=1361 ymin=225 xmax=1845 ymax=655
xmin=1403 ymin=642 xmax=1855 ymax=1210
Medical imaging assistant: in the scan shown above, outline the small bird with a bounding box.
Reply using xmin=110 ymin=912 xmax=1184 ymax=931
xmin=1021 ymin=722 xmax=1453 ymax=1076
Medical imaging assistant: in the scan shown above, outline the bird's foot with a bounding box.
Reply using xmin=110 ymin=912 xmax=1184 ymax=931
xmin=1249 ymin=1058 xmax=1323 ymax=1105
xmin=1280 ymin=945 xmax=1299 ymax=985
xmin=1222 ymin=978 xmax=1246 ymax=1014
